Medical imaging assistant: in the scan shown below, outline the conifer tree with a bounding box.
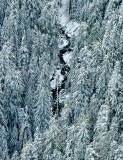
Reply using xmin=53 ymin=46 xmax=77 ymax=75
xmin=33 ymin=61 xmax=51 ymax=133
xmin=74 ymin=120 xmax=90 ymax=160
xmin=106 ymin=61 xmax=123 ymax=133
xmin=4 ymin=70 xmax=23 ymax=155
xmin=21 ymin=141 xmax=38 ymax=160
xmin=0 ymin=125 xmax=8 ymax=160
xmin=42 ymin=116 xmax=62 ymax=160
xmin=96 ymin=55 xmax=113 ymax=106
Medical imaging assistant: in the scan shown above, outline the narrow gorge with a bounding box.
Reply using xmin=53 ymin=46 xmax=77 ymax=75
xmin=50 ymin=0 xmax=80 ymax=116
xmin=50 ymin=29 xmax=71 ymax=115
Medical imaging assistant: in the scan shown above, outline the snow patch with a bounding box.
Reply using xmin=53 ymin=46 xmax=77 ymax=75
xmin=50 ymin=67 xmax=64 ymax=90
xmin=65 ymin=21 xmax=80 ymax=37
xmin=63 ymin=51 xmax=72 ymax=66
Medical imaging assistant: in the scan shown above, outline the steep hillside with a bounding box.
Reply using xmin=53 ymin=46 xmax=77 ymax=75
xmin=1 ymin=0 xmax=123 ymax=159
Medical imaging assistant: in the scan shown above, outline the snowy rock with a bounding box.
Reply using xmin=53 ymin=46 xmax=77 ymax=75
xmin=59 ymin=36 xmax=69 ymax=50
xmin=63 ymin=51 xmax=72 ymax=66
xmin=65 ymin=21 xmax=80 ymax=37
xmin=50 ymin=67 xmax=64 ymax=90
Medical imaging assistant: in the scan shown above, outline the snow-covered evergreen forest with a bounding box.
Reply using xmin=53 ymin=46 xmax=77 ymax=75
xmin=1 ymin=0 xmax=123 ymax=159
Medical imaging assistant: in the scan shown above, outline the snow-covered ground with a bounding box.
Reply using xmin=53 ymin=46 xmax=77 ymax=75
xmin=63 ymin=51 xmax=72 ymax=66
xmin=59 ymin=0 xmax=70 ymax=27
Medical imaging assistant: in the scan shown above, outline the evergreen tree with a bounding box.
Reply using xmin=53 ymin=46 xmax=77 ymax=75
xmin=11 ymin=151 xmax=20 ymax=160
xmin=96 ymin=55 xmax=113 ymax=106
xmin=93 ymin=105 xmax=110 ymax=159
xmin=42 ymin=116 xmax=62 ymax=160
xmin=74 ymin=120 xmax=90 ymax=160
xmin=85 ymin=144 xmax=100 ymax=160
xmin=33 ymin=61 xmax=51 ymax=133
xmin=0 ymin=125 xmax=9 ymax=160
xmin=106 ymin=61 xmax=123 ymax=133
xmin=18 ymin=107 xmax=32 ymax=150
xmin=21 ymin=141 xmax=38 ymax=160
xmin=4 ymin=70 xmax=23 ymax=155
